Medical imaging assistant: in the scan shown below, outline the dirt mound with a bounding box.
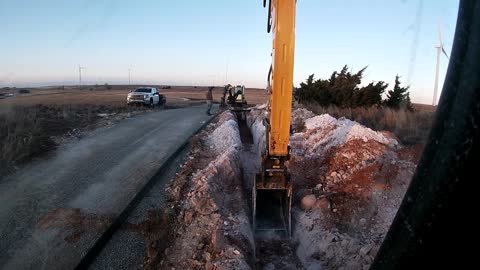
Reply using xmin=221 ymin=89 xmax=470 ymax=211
xmin=145 ymin=106 xmax=419 ymax=270
xmin=247 ymin=107 xmax=417 ymax=269
xmin=291 ymin=108 xmax=315 ymax=132
xmin=145 ymin=112 xmax=254 ymax=270
xmin=289 ymin=108 xmax=416 ymax=269
xmin=290 ymin=114 xmax=399 ymax=157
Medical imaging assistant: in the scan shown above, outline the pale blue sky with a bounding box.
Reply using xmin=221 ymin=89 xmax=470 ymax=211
xmin=0 ymin=0 xmax=459 ymax=104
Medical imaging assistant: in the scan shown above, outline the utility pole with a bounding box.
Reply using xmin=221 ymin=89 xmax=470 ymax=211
xmin=128 ymin=68 xmax=131 ymax=85
xmin=78 ymin=66 xmax=85 ymax=89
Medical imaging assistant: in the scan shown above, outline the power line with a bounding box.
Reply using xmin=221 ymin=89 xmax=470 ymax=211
xmin=407 ymin=0 xmax=423 ymax=85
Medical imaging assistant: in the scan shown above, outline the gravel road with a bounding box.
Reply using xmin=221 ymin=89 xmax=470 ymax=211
xmin=0 ymin=104 xmax=216 ymax=270
xmin=88 ymin=146 xmax=189 ymax=270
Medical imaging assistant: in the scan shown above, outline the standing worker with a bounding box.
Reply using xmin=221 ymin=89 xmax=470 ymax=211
xmin=220 ymin=84 xmax=231 ymax=108
xmin=206 ymin=86 xmax=214 ymax=115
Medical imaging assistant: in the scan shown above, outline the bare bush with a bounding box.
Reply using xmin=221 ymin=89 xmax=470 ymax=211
xmin=0 ymin=104 xmax=149 ymax=178
xmin=18 ymin=89 xmax=31 ymax=94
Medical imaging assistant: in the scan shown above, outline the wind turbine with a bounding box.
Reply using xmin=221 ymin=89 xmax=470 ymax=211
xmin=78 ymin=66 xmax=86 ymax=89
xmin=432 ymin=23 xmax=449 ymax=106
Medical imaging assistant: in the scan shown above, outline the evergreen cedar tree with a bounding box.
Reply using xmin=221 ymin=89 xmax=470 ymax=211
xmin=295 ymin=65 xmax=413 ymax=110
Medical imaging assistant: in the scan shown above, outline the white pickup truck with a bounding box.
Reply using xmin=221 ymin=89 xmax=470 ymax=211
xmin=127 ymin=87 xmax=166 ymax=107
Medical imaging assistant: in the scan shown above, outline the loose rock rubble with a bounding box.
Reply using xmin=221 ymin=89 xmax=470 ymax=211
xmin=147 ymin=105 xmax=420 ymax=270
xmin=291 ymin=108 xmax=315 ymax=132
xmin=291 ymin=108 xmax=416 ymax=270
xmin=247 ymin=105 xmax=418 ymax=269
xmin=145 ymin=112 xmax=254 ymax=270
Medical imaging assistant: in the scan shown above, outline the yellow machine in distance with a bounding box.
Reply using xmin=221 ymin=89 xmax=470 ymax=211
xmin=254 ymin=0 xmax=296 ymax=236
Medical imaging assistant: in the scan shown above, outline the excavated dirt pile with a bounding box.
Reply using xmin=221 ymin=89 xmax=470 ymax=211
xmin=247 ymin=105 xmax=419 ymax=270
xmin=145 ymin=112 xmax=254 ymax=269
xmin=145 ymin=105 xmax=420 ymax=270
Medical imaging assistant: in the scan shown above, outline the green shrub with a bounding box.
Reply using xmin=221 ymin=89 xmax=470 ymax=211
xmin=295 ymin=66 xmax=412 ymax=110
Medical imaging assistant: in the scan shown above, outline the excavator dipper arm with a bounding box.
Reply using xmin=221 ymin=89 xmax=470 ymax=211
xmin=254 ymin=0 xmax=296 ymax=236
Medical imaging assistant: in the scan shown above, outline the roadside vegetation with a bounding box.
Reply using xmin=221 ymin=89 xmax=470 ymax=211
xmin=301 ymin=104 xmax=433 ymax=145
xmin=294 ymin=65 xmax=435 ymax=145
xmin=0 ymin=104 xmax=150 ymax=178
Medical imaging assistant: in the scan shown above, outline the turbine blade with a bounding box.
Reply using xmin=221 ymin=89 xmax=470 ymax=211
xmin=438 ymin=19 xmax=444 ymax=46
xmin=442 ymin=47 xmax=449 ymax=59
xmin=439 ymin=28 xmax=442 ymax=44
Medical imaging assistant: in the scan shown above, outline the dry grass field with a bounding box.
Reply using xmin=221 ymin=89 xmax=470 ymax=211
xmin=303 ymin=103 xmax=435 ymax=145
xmin=0 ymin=85 xmax=268 ymax=107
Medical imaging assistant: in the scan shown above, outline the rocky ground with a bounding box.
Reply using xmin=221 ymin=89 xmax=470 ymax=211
xmin=247 ymin=106 xmax=419 ymax=270
xmin=145 ymin=112 xmax=254 ymax=269
xmin=147 ymin=105 xmax=421 ymax=270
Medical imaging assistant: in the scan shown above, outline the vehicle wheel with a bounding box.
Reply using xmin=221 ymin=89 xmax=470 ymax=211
xmin=150 ymin=98 xmax=154 ymax=108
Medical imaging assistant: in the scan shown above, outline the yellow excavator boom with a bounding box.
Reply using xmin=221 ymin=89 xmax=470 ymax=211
xmin=269 ymin=0 xmax=296 ymax=156
xmin=254 ymin=0 xmax=296 ymax=236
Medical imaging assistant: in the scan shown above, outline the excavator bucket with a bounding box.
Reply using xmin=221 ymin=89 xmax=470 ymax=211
xmin=253 ymin=173 xmax=292 ymax=237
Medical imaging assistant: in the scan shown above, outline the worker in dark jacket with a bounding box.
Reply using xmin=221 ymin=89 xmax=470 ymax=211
xmin=206 ymin=86 xmax=214 ymax=115
xmin=220 ymin=84 xmax=231 ymax=108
